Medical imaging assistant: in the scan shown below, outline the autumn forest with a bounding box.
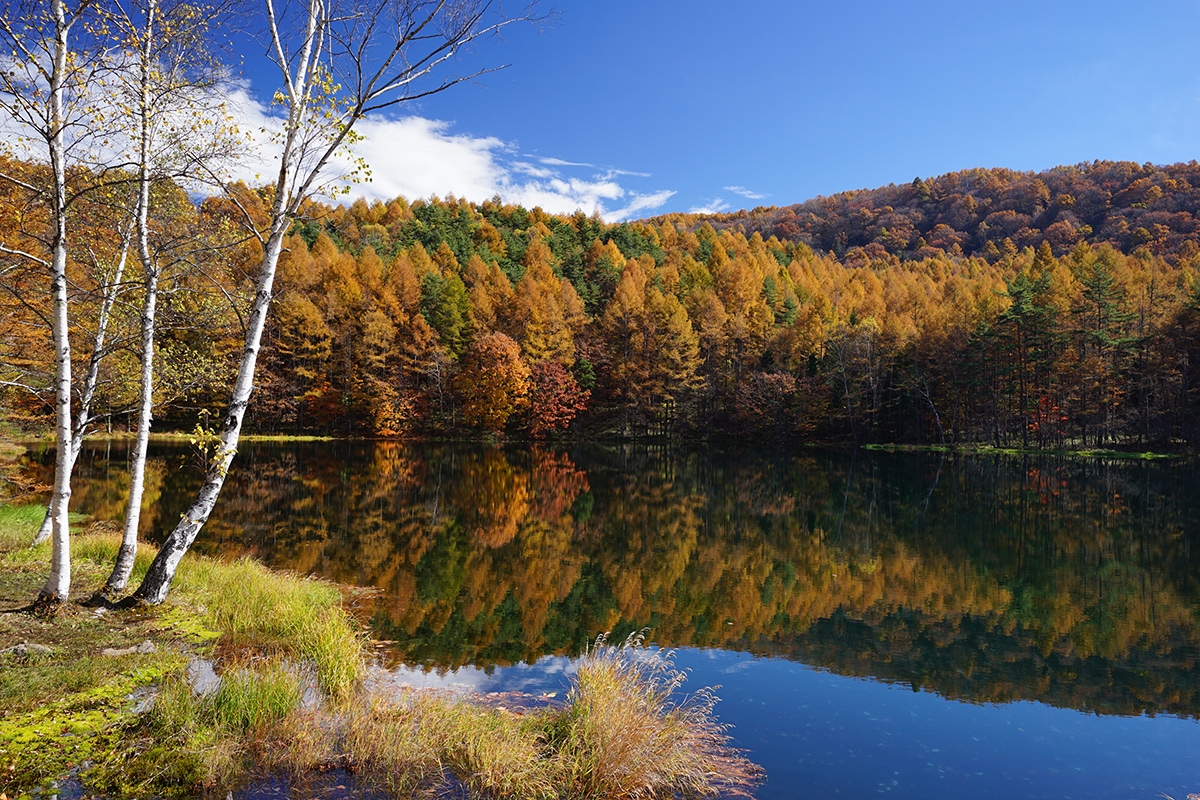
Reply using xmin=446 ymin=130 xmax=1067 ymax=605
xmin=6 ymin=158 xmax=1200 ymax=449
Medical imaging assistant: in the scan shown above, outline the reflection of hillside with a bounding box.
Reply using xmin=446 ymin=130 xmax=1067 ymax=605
xmin=59 ymin=442 xmax=1200 ymax=716
xmin=779 ymin=611 xmax=1200 ymax=718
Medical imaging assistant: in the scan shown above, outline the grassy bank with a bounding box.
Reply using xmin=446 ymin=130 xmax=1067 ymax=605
xmin=860 ymin=442 xmax=1180 ymax=459
xmin=0 ymin=504 xmax=365 ymax=797
xmin=0 ymin=505 xmax=760 ymax=799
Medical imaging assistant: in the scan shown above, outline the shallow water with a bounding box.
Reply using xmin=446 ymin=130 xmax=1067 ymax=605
xmin=41 ymin=440 xmax=1200 ymax=798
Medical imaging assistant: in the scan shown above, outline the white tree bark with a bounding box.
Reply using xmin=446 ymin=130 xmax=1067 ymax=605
xmin=31 ymin=233 xmax=130 ymax=547
xmin=106 ymin=253 xmax=155 ymax=592
xmin=40 ymin=0 xmax=76 ymax=603
xmin=133 ymin=0 xmax=536 ymax=604
xmin=105 ymin=0 xmax=159 ymax=594
xmin=1 ymin=0 xmax=127 ymax=599
xmin=133 ymin=223 xmax=287 ymax=603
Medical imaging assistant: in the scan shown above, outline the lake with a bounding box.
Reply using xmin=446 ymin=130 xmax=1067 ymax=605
xmin=36 ymin=440 xmax=1200 ymax=799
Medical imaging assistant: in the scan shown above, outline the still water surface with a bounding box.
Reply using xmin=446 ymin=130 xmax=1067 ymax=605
xmin=48 ymin=441 xmax=1200 ymax=798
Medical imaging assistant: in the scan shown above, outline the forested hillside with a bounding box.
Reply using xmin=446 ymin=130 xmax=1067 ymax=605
xmin=677 ymin=160 xmax=1200 ymax=264
xmin=5 ymin=159 xmax=1200 ymax=447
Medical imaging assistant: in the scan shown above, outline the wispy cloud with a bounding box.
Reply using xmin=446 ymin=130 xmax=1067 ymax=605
xmin=689 ymin=198 xmax=731 ymax=214
xmin=8 ymin=80 xmax=676 ymax=223
xmin=538 ymin=156 xmax=593 ymax=167
xmin=224 ymin=91 xmax=672 ymax=221
xmin=338 ymin=116 xmax=674 ymax=221
xmin=609 ymin=190 xmax=677 ymax=221
xmin=724 ymin=185 xmax=766 ymax=200
xmin=602 ymin=167 xmax=652 ymax=179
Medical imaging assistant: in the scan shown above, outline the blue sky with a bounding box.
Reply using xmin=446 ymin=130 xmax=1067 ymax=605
xmin=235 ymin=1 xmax=1200 ymax=220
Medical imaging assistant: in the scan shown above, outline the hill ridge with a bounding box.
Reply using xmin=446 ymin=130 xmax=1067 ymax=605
xmin=655 ymin=160 xmax=1200 ymax=263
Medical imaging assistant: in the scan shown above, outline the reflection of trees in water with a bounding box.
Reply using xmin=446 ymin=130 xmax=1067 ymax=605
xmin=790 ymin=609 xmax=1200 ymax=718
xmin=56 ymin=442 xmax=1200 ymax=715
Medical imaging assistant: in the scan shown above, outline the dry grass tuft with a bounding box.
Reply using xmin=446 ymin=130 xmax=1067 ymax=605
xmin=261 ymin=631 xmax=762 ymax=799
xmin=549 ymin=630 xmax=762 ymax=799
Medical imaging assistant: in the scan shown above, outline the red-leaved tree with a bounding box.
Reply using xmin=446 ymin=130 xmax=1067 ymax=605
xmin=529 ymin=360 xmax=589 ymax=438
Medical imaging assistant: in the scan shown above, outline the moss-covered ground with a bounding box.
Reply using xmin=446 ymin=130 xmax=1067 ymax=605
xmin=0 ymin=502 xmax=362 ymax=798
xmin=0 ymin=502 xmax=761 ymax=800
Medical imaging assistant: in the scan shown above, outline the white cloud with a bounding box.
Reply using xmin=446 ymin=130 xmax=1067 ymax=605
xmin=538 ymin=156 xmax=593 ymax=168
xmin=602 ymin=167 xmax=652 ymax=179
xmin=344 ymin=115 xmax=673 ymax=221
xmin=608 ymin=189 xmax=678 ymax=221
xmin=724 ymin=185 xmax=766 ymax=200
xmin=5 ymin=78 xmax=675 ymax=223
xmin=217 ymin=87 xmax=673 ymax=222
xmin=366 ymin=655 xmax=580 ymax=697
xmin=6 ymin=78 xmax=675 ymax=223
xmin=512 ymin=161 xmax=561 ymax=179
xmin=689 ymin=198 xmax=731 ymax=214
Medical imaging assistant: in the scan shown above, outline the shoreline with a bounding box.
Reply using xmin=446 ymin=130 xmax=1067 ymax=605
xmin=9 ymin=429 xmax=1192 ymax=459
xmin=0 ymin=504 xmax=760 ymax=799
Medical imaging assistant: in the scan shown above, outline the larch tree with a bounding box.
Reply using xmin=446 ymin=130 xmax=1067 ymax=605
xmin=130 ymin=0 xmax=543 ymax=604
xmin=454 ymin=331 xmax=530 ymax=432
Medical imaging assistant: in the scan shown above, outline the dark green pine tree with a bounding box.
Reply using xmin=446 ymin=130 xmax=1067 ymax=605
xmin=1073 ymin=251 xmax=1137 ymax=446
xmin=420 ymin=271 xmax=473 ymax=360
xmin=997 ymin=265 xmax=1061 ymax=448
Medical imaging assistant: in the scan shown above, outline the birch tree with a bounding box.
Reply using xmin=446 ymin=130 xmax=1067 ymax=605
xmin=28 ymin=208 xmax=133 ymax=548
xmin=131 ymin=0 xmax=541 ymax=604
xmin=0 ymin=0 xmax=112 ymax=603
xmin=100 ymin=0 xmax=240 ymax=594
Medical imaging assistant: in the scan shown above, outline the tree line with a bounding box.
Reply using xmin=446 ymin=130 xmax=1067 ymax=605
xmin=16 ymin=182 xmax=1197 ymax=448
xmin=683 ymin=161 xmax=1200 ymax=264
xmin=8 ymin=174 xmax=1200 ymax=450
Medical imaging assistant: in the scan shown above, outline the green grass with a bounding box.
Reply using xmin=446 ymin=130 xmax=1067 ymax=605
xmin=173 ymin=557 xmax=364 ymax=700
xmin=204 ymin=662 xmax=304 ymax=732
xmin=1 ymin=505 xmax=761 ymax=799
xmin=862 ymin=442 xmax=1179 ymax=459
xmin=0 ymin=503 xmax=46 ymax=549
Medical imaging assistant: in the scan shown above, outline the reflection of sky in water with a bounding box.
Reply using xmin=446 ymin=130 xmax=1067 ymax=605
xmin=391 ymin=647 xmax=1200 ymax=800
xmin=372 ymin=655 xmax=578 ymax=694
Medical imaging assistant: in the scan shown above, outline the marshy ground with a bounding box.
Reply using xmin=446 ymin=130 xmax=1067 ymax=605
xmin=0 ymin=503 xmax=761 ymax=799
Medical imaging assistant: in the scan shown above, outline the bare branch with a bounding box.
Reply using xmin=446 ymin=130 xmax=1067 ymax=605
xmin=0 ymin=242 xmax=50 ymax=267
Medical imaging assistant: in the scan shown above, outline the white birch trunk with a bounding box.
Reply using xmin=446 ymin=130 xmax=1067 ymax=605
xmin=107 ymin=30 xmax=156 ymax=591
xmin=132 ymin=224 xmax=288 ymax=604
xmin=39 ymin=0 xmax=73 ymax=602
xmin=31 ymin=235 xmax=129 ymax=547
xmin=105 ymin=269 xmax=155 ymax=592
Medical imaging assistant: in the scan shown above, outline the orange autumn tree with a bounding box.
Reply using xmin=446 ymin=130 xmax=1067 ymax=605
xmin=529 ymin=360 xmax=589 ymax=437
xmin=454 ymin=332 xmax=531 ymax=432
xmin=515 ymin=233 xmax=575 ymax=365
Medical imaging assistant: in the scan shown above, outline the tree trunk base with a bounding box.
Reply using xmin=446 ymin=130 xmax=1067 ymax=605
xmin=113 ymin=594 xmax=149 ymax=611
xmin=5 ymin=594 xmax=69 ymax=616
xmin=82 ymin=588 xmax=125 ymax=609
